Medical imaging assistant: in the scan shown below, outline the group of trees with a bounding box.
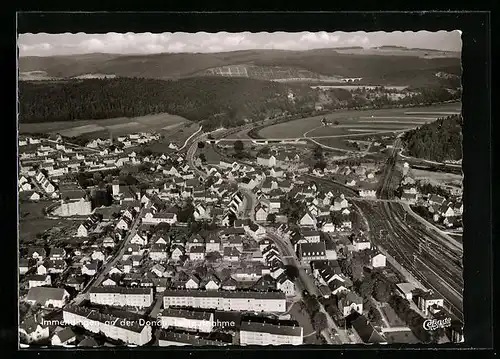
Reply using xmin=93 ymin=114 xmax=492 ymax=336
xmin=353 ymin=270 xmax=394 ymax=325
xmin=417 ymin=182 xmax=452 ymax=198
xmin=402 ymin=114 xmax=462 ymax=161
xmin=281 ymin=196 xmax=307 ymax=224
xmin=19 ymin=77 xmax=319 ymax=128
xmin=312 ymin=145 xmax=327 ymax=170
xmin=300 ymin=293 xmax=328 ymax=334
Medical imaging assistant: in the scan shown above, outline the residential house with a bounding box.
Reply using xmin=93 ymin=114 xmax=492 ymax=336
xmin=19 ymin=317 xmax=50 ymax=344
xmin=418 ymin=291 xmax=445 ymax=316
xmin=223 ymin=247 xmax=241 ymax=262
xmin=370 ymin=253 xmax=386 ymax=268
xmin=185 ymin=275 xmax=200 ymax=290
xmin=27 ymin=274 xmax=52 ymax=288
xmin=349 ymin=313 xmax=387 ymax=344
xmin=28 ymin=247 xmax=46 ymax=260
xmin=395 ymin=282 xmax=417 ymax=301
xmin=255 ymin=204 xmax=269 ymax=223
xmin=276 ymin=274 xmax=295 ymax=297
xmin=257 ymin=154 xmax=277 ymax=168
xmin=149 ymin=244 xmax=168 ymax=261
xmin=81 ymin=261 xmax=100 ymax=276
xmin=189 ymin=246 xmax=206 ymax=261
xmin=338 ymin=291 xmax=363 ymax=317
xmin=298 ymin=242 xmax=327 ymax=266
xmin=170 ymin=246 xmax=185 ymax=261
xmin=245 ymin=222 xmax=266 ymax=240
xmin=26 ymin=287 xmax=69 ymax=308
xmin=299 ymin=212 xmax=317 ymax=229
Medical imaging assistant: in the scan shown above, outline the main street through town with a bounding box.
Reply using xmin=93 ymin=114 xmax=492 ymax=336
xmin=266 ymin=230 xmax=351 ymax=344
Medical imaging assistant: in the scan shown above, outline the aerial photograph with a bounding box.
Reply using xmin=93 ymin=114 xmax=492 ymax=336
xmin=17 ymin=30 xmax=463 ymax=347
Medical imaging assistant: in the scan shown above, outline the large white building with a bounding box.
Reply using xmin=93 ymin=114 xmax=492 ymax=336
xmin=63 ymin=305 xmax=152 ymax=346
xmin=89 ymin=287 xmax=154 ymax=308
xmin=158 ymin=330 xmax=229 ymax=347
xmin=53 ymin=198 xmax=92 ymax=216
xmin=160 ymin=308 xmax=214 ymax=333
xmin=240 ymin=320 xmax=303 ymax=345
xmin=163 ymin=289 xmax=286 ymax=313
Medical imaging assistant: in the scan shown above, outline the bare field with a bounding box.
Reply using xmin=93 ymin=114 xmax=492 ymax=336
xmin=258 ymin=103 xmax=461 ymax=139
xmin=19 ymin=113 xmax=190 ymax=137
xmin=146 ymin=123 xmax=199 ymax=153
xmin=411 ymin=168 xmax=463 ymax=186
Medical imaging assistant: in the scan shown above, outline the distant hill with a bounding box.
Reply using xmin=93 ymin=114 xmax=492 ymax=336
xmin=19 ymin=48 xmax=461 ymax=86
xmin=18 ymin=76 xmax=323 ymax=130
xmin=402 ymin=114 xmax=462 ymax=161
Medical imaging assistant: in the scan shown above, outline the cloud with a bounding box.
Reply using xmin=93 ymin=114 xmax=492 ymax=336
xmin=17 ymin=31 xmax=462 ymax=57
xmin=80 ymin=38 xmax=106 ymax=52
xmin=166 ymin=41 xmax=186 ymax=52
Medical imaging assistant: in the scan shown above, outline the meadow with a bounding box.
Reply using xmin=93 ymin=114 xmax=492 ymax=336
xmin=19 ymin=113 xmax=190 ymax=138
xmin=258 ymin=103 xmax=461 ymax=139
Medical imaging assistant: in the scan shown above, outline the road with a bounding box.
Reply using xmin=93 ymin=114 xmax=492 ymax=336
xmin=220 ymin=129 xmax=411 ymax=142
xmin=190 ymin=131 xmax=257 ymax=221
xmin=186 ymin=132 xmax=209 ymax=179
xmin=266 ymin=230 xmax=351 ymax=344
xmin=176 ymin=126 xmax=203 ymax=152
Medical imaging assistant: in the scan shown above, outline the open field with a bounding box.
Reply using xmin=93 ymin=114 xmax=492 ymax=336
xmin=19 ymin=200 xmax=80 ymax=243
xmin=311 ymin=138 xmax=363 ymax=151
xmin=380 ymin=304 xmax=406 ymax=327
xmin=411 ymin=168 xmax=463 ymax=186
xmin=19 ymin=113 xmax=190 ymax=137
xmin=145 ymin=124 xmax=199 ymax=154
xmin=258 ymin=103 xmax=461 ymax=139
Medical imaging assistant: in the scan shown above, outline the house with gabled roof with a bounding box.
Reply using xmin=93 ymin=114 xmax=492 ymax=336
xmin=299 ymin=211 xmax=317 ymax=229
xmin=348 ymin=312 xmax=387 ymax=344
xmin=184 ymin=274 xmax=200 ymax=289
xmin=26 ymin=286 xmax=69 ymax=308
xmin=27 ymin=274 xmax=51 ymax=288
xmin=28 ymin=247 xmax=46 ymax=260
xmin=338 ymin=291 xmax=363 ymax=317
xmin=19 ymin=316 xmax=50 ymax=344
xmin=223 ymin=247 xmax=241 ymax=262
xmin=189 ymin=246 xmax=206 ymax=261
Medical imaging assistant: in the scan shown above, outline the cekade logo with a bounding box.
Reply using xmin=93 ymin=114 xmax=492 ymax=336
xmin=422 ymin=318 xmax=452 ymax=331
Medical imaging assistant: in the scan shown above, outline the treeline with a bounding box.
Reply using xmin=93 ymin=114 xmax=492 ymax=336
xmin=19 ymin=77 xmax=319 ymax=130
xmin=402 ymin=114 xmax=462 ymax=161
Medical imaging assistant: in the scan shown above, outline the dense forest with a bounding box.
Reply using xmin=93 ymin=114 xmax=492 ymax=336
xmin=19 ymin=77 xmax=319 ymax=130
xmin=402 ymin=114 xmax=462 ymax=161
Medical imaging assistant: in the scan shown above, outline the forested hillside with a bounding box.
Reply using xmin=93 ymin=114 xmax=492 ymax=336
xmin=402 ymin=114 xmax=462 ymax=161
xmin=19 ymin=77 xmax=319 ymax=130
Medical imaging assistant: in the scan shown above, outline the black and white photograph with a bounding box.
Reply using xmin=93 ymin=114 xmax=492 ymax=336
xmin=17 ymin=26 xmax=465 ymax=348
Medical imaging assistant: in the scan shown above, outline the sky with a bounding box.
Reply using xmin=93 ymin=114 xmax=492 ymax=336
xmin=18 ymin=31 xmax=462 ymax=57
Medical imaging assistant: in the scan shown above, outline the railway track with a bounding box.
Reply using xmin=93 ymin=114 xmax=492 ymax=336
xmin=357 ymin=200 xmax=463 ymax=320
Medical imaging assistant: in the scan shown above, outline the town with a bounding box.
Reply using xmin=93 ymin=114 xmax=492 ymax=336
xmin=18 ymin=123 xmax=464 ymax=347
